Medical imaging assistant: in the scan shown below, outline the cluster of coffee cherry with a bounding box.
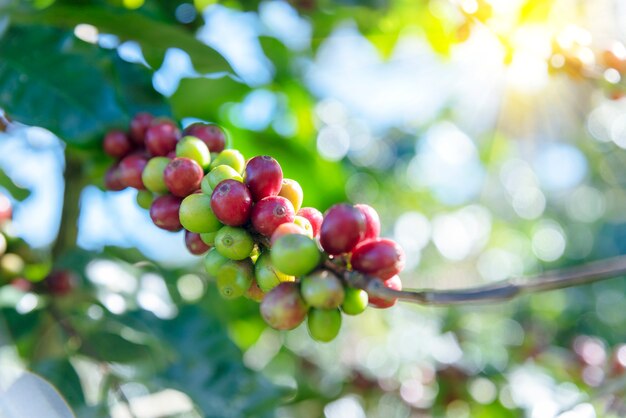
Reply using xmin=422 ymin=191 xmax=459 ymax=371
xmin=0 ymin=193 xmax=75 ymax=294
xmin=102 ymin=113 xmax=405 ymax=342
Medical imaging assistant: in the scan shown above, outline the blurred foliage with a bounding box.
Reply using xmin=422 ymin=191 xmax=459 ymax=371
xmin=1 ymin=0 xmax=626 ymax=417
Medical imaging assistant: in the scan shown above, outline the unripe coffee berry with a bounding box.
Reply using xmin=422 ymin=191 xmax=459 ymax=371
xmin=260 ymin=282 xmax=308 ymax=330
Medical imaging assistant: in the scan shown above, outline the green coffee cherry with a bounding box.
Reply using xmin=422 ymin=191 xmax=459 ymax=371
xmin=176 ymin=136 xmax=211 ymax=170
xmin=341 ymin=287 xmax=368 ymax=315
xmin=142 ymin=157 xmax=170 ymax=194
xmin=307 ymin=308 xmax=342 ymax=342
xmin=204 ymin=248 xmax=229 ymax=277
xmin=200 ymin=174 xmax=213 ymax=195
xmin=136 ymin=190 xmax=154 ymax=209
xmin=200 ymin=231 xmax=218 ymax=246
xmin=179 ymin=194 xmax=222 ymax=233
xmin=255 ymin=251 xmax=295 ymax=293
xmin=300 ymin=270 xmax=345 ymax=308
xmin=271 ymin=234 xmax=320 ymax=276
xmin=215 ymin=226 xmax=254 ymax=260
xmin=216 ymin=259 xmax=254 ymax=299
xmin=207 ymin=165 xmax=243 ymax=189
xmin=210 ymin=149 xmax=246 ymax=173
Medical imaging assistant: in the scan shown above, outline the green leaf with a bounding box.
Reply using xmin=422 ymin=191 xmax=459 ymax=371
xmin=0 ymin=307 xmax=42 ymax=345
xmin=82 ymin=331 xmax=153 ymax=363
xmin=134 ymin=306 xmax=288 ymax=418
xmin=0 ymin=169 xmax=30 ymax=201
xmin=0 ymin=26 xmax=167 ymax=146
xmin=170 ymin=76 xmax=251 ymax=121
xmin=13 ymin=4 xmax=232 ymax=74
xmin=31 ymin=358 xmax=86 ymax=407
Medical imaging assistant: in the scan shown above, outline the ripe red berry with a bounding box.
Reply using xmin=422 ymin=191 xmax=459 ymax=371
xmin=0 ymin=193 xmax=12 ymax=223
xmin=260 ymin=282 xmax=308 ymax=330
xmin=130 ymin=112 xmax=154 ymax=145
xmin=210 ymin=179 xmax=253 ymax=226
xmin=351 ymin=238 xmax=405 ymax=280
xmin=145 ymin=119 xmax=180 ymax=156
xmin=163 ymin=157 xmax=203 ymax=197
xmin=297 ymin=207 xmax=323 ymax=237
xmin=150 ymin=195 xmax=183 ymax=231
xmin=104 ymin=164 xmax=126 ymax=191
xmin=103 ymin=130 xmax=133 ymax=158
xmin=368 ymin=275 xmax=401 ymax=309
xmin=251 ymin=196 xmax=295 ymax=237
xmin=183 ymin=122 xmax=226 ymax=153
xmin=355 ymin=204 xmax=380 ymax=242
xmin=319 ymin=204 xmax=365 ymax=255
xmin=244 ymin=156 xmax=283 ymax=201
xmin=185 ymin=230 xmax=211 ymax=255
xmin=118 ymin=153 xmax=148 ymax=189
xmin=45 ymin=270 xmax=78 ymax=296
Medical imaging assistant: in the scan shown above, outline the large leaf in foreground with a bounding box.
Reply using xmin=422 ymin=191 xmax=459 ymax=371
xmin=136 ymin=306 xmax=287 ymax=418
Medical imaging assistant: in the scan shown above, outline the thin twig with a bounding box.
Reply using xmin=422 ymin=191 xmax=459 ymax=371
xmin=324 ymin=255 xmax=626 ymax=306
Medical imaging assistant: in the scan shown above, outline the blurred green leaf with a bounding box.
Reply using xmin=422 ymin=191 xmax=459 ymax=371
xmin=0 ymin=307 xmax=43 ymax=345
xmin=13 ymin=4 xmax=232 ymax=73
xmin=0 ymin=169 xmax=30 ymax=201
xmin=0 ymin=26 xmax=167 ymax=147
xmin=171 ymin=76 xmax=250 ymax=121
xmin=31 ymin=358 xmax=86 ymax=407
xmin=84 ymin=331 xmax=152 ymax=363
xmin=136 ymin=306 xmax=288 ymax=418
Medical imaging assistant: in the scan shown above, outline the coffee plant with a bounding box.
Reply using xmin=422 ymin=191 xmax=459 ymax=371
xmin=3 ymin=1 xmax=626 ymax=417
xmin=101 ymin=114 xmax=406 ymax=342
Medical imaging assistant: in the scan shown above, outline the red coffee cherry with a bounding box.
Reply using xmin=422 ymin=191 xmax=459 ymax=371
xmin=355 ymin=204 xmax=380 ymax=242
xmin=130 ymin=112 xmax=154 ymax=145
xmin=163 ymin=157 xmax=204 ymax=197
xmin=251 ymin=196 xmax=295 ymax=237
xmin=185 ymin=230 xmax=211 ymax=255
xmin=103 ymin=130 xmax=133 ymax=158
xmin=104 ymin=164 xmax=126 ymax=191
xmin=145 ymin=119 xmax=180 ymax=156
xmin=210 ymin=179 xmax=253 ymax=226
xmin=118 ymin=153 xmax=148 ymax=189
xmin=319 ymin=204 xmax=365 ymax=255
xmin=297 ymin=207 xmax=323 ymax=237
xmin=149 ymin=195 xmax=183 ymax=231
xmin=45 ymin=270 xmax=78 ymax=296
xmin=368 ymin=275 xmax=402 ymax=309
xmin=351 ymin=238 xmax=405 ymax=280
xmin=183 ymin=122 xmax=226 ymax=153
xmin=244 ymin=156 xmax=283 ymax=201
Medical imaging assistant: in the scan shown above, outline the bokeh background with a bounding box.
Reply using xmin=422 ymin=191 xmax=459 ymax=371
xmin=2 ymin=0 xmax=626 ymax=417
